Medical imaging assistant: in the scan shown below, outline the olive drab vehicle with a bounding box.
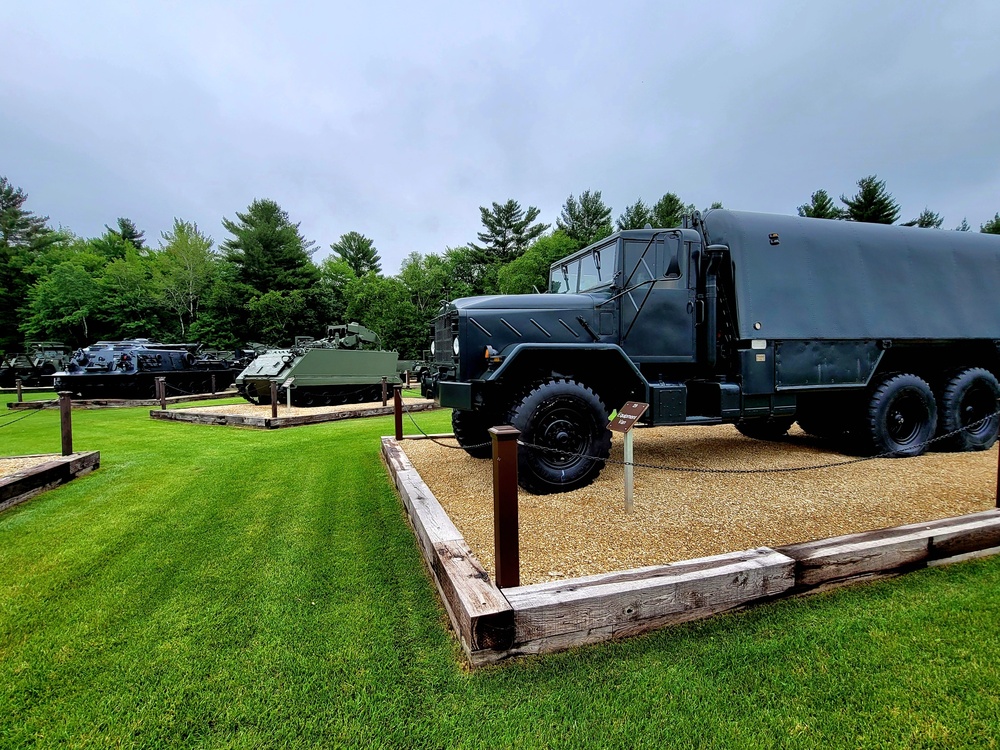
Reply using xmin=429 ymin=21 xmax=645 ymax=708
xmin=53 ymin=340 xmax=256 ymax=398
xmin=423 ymin=209 xmax=1000 ymax=494
xmin=0 ymin=341 xmax=70 ymax=387
xmin=235 ymin=323 xmax=404 ymax=407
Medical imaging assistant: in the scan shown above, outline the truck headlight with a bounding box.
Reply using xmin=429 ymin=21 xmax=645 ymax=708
xmin=430 ymin=341 xmax=435 ymax=356
xmin=453 ymin=337 xmax=460 ymax=356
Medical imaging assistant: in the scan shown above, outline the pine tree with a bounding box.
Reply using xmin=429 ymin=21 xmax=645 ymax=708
xmin=840 ymin=175 xmax=900 ymax=224
xmin=981 ymin=213 xmax=1000 ymax=234
xmin=797 ymin=189 xmax=844 ymax=219
xmin=557 ymin=189 xmax=613 ymax=247
xmin=221 ymin=198 xmax=318 ymax=292
xmin=330 ymin=231 xmax=382 ymax=276
xmin=105 ymin=217 xmax=146 ymax=249
xmin=651 ymin=193 xmax=691 ymax=228
xmin=902 ymin=208 xmax=944 ymax=229
xmin=955 ymin=218 xmax=970 ymax=232
xmin=469 ymin=199 xmax=549 ymax=264
xmin=616 ymin=198 xmax=654 ymax=231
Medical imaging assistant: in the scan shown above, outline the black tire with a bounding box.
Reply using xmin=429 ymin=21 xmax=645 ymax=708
xmin=937 ymin=368 xmax=1000 ymax=451
xmin=735 ymin=416 xmax=795 ymax=441
xmin=863 ymin=373 xmax=937 ymax=457
xmin=507 ymin=379 xmax=612 ymax=495
xmin=451 ymin=409 xmax=496 ymax=459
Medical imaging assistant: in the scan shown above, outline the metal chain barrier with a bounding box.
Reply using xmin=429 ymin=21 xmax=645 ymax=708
xmin=401 ymin=400 xmax=492 ymax=452
xmin=516 ymin=409 xmax=1000 ymax=475
xmin=0 ymin=404 xmax=53 ymax=429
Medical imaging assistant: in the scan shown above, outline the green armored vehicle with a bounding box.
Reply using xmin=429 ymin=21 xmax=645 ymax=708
xmin=424 ymin=209 xmax=1000 ymax=494
xmin=235 ymin=323 xmax=403 ymax=406
xmin=0 ymin=341 xmax=70 ymax=387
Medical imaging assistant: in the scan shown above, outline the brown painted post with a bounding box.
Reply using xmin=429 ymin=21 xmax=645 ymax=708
xmin=58 ymin=391 xmax=73 ymax=456
xmin=381 ymin=376 xmax=388 ymax=406
xmin=405 ymin=370 xmax=410 ymax=388
xmin=393 ymin=385 xmax=403 ymax=440
xmin=490 ymin=425 xmax=521 ymax=588
xmin=996 ymin=445 xmax=1000 ymax=508
xmin=270 ymin=381 xmax=278 ymax=419
xmin=157 ymin=377 xmax=166 ymax=410
xmin=16 ymin=378 xmax=23 ymax=402
xmin=211 ymin=374 xmax=217 ymax=394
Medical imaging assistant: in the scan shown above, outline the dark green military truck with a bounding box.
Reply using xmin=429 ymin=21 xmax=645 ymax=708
xmin=422 ymin=209 xmax=1000 ymax=494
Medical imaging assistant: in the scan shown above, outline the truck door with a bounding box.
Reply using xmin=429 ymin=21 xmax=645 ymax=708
xmin=619 ymin=232 xmax=697 ymax=362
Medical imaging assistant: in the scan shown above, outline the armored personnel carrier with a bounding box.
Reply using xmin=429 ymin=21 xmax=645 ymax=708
xmin=53 ymin=339 xmax=255 ymax=399
xmin=0 ymin=342 xmax=70 ymax=387
xmin=235 ymin=323 xmax=402 ymax=406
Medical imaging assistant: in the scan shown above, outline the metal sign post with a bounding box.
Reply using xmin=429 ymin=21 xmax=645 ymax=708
xmin=608 ymin=401 xmax=649 ymax=514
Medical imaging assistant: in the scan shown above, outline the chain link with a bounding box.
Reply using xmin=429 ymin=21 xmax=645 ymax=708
xmin=0 ymin=403 xmax=54 ymax=429
xmin=515 ymin=409 xmax=1000 ymax=475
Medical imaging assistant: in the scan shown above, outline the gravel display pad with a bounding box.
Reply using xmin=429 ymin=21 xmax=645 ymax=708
xmin=0 ymin=456 xmax=53 ymax=479
xmin=402 ymin=424 xmax=998 ymax=586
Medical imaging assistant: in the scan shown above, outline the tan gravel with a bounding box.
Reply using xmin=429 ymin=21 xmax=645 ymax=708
xmin=402 ymin=424 xmax=998 ymax=586
xmin=176 ymin=397 xmax=433 ymax=418
xmin=0 ymin=455 xmax=56 ymax=480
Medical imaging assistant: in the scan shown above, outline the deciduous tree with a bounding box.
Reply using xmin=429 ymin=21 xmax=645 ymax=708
xmin=157 ymin=219 xmax=217 ymax=337
xmin=497 ymin=231 xmax=580 ymax=294
xmin=981 ymin=213 xmax=1000 ymax=234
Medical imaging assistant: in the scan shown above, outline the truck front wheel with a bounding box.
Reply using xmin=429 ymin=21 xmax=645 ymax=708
xmin=937 ymin=368 xmax=1000 ymax=451
xmin=452 ymin=409 xmax=496 ymax=459
xmin=507 ymin=379 xmax=612 ymax=495
xmin=863 ymin=373 xmax=937 ymax=457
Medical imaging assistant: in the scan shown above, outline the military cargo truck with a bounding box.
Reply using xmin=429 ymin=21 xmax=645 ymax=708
xmin=423 ymin=209 xmax=1000 ymax=494
xmin=0 ymin=342 xmax=70 ymax=387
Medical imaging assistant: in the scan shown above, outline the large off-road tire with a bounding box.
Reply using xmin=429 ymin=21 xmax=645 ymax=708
xmin=735 ymin=416 xmax=795 ymax=441
xmin=936 ymin=367 xmax=1000 ymax=451
xmin=862 ymin=373 xmax=937 ymax=457
xmin=507 ymin=379 xmax=612 ymax=495
xmin=451 ymin=409 xmax=496 ymax=459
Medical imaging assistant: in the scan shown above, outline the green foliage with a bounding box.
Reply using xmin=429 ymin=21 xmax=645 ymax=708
xmin=497 ymin=231 xmax=580 ymax=294
xmin=98 ymin=247 xmax=165 ymax=339
xmin=616 ymin=198 xmax=654 ymax=230
xmin=797 ymin=189 xmax=845 ymax=219
xmin=652 ymin=193 xmax=693 ymax=228
xmin=557 ymin=190 xmax=613 ymax=247
xmin=345 ymin=273 xmax=425 ymax=357
xmin=0 ymin=176 xmax=59 ymax=351
xmin=955 ymin=218 xmax=971 ymax=232
xmin=317 ymin=257 xmax=357 ymax=326
xmin=329 ymin=231 xmax=382 ymax=277
xmin=841 ymin=175 xmax=901 ymax=224
xmin=470 ymin=199 xmax=550 ymax=265
xmin=246 ymin=289 xmax=311 ymax=346
xmin=981 ymin=213 xmax=1000 ymax=234
xmin=104 ymin=217 xmax=146 ymax=250
xmin=22 ymin=249 xmax=102 ymax=343
xmin=902 ymin=208 xmax=944 ymax=229
xmin=156 ymin=219 xmax=217 ymax=338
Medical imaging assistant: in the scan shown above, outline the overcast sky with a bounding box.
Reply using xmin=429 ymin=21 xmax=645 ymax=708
xmin=3 ymin=1 xmax=999 ymax=274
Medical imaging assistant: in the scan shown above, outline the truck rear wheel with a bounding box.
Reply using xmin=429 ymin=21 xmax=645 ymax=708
xmin=507 ymin=379 xmax=612 ymax=495
xmin=937 ymin=368 xmax=1000 ymax=451
xmin=863 ymin=373 xmax=937 ymax=457
xmin=452 ymin=409 xmax=495 ymax=459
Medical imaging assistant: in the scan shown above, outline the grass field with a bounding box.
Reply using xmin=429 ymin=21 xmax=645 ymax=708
xmin=2 ymin=393 xmax=1000 ymax=748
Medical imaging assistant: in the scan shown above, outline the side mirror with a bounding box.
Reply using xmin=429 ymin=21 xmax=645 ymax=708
xmin=664 ymin=234 xmax=682 ymax=278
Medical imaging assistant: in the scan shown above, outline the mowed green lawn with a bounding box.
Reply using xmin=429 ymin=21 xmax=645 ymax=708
xmin=2 ymin=393 xmax=999 ymax=748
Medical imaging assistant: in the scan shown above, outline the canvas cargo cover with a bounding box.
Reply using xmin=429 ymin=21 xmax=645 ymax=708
xmin=700 ymin=209 xmax=1000 ymax=341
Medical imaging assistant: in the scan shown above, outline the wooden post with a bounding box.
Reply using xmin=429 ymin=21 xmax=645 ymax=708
xmin=15 ymin=378 xmax=23 ymax=402
xmin=270 ymin=381 xmax=278 ymax=419
xmin=996 ymin=444 xmax=1000 ymax=508
xmin=58 ymin=391 xmax=73 ymax=456
xmin=393 ymin=385 xmax=403 ymax=441
xmin=624 ymin=429 xmax=635 ymax=514
xmin=381 ymin=376 xmax=388 ymax=406
xmin=490 ymin=425 xmax=521 ymax=588
xmin=211 ymin=373 xmax=217 ymax=394
xmin=405 ymin=370 xmax=410 ymax=388
xmin=157 ymin=377 xmax=166 ymax=410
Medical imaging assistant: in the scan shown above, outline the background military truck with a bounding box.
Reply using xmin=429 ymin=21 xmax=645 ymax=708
xmin=0 ymin=341 xmax=70 ymax=387
xmin=422 ymin=209 xmax=1000 ymax=494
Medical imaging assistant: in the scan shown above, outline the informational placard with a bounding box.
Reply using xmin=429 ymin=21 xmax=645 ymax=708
xmin=609 ymin=402 xmax=649 ymax=514
xmin=608 ymin=401 xmax=649 ymax=433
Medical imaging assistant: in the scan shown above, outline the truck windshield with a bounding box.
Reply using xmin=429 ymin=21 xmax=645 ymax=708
xmin=549 ymin=260 xmax=580 ymax=293
xmin=549 ymin=242 xmax=616 ymax=293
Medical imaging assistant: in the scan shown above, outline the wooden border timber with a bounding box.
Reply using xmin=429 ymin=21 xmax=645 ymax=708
xmin=8 ymin=390 xmax=238 ymax=410
xmin=1 ymin=451 xmax=101 ymax=514
xmin=153 ymin=400 xmax=437 ymax=430
xmin=381 ymin=436 xmax=1000 ymax=666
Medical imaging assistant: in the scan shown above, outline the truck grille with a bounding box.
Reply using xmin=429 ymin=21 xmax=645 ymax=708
xmin=432 ymin=310 xmax=458 ymax=366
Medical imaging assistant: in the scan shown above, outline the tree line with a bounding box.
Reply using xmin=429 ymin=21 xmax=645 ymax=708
xmin=2 ymin=174 xmax=999 ymax=358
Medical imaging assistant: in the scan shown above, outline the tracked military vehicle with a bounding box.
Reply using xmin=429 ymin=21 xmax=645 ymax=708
xmin=54 ymin=339 xmax=255 ymax=399
xmin=424 ymin=209 xmax=1000 ymax=494
xmin=235 ymin=323 xmax=403 ymax=407
xmin=0 ymin=342 xmax=70 ymax=388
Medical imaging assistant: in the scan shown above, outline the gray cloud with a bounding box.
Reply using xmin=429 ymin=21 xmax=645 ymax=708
xmin=2 ymin=0 xmax=999 ymax=273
